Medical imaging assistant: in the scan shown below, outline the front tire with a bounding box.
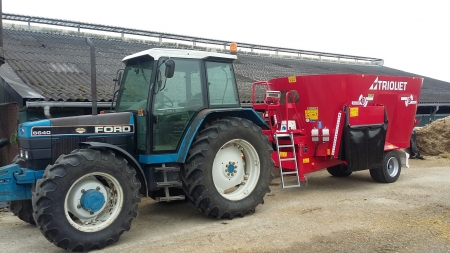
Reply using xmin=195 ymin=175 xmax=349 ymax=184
xmin=181 ymin=117 xmax=274 ymax=219
xmin=32 ymin=149 xmax=141 ymax=251
xmin=370 ymin=151 xmax=401 ymax=183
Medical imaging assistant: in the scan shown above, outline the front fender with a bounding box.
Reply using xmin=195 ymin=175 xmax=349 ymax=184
xmin=80 ymin=142 xmax=148 ymax=197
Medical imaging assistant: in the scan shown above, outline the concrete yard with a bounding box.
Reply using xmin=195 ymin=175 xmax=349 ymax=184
xmin=1 ymin=158 xmax=449 ymax=253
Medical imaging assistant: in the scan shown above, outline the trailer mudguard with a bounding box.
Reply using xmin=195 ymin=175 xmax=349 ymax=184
xmin=344 ymin=106 xmax=387 ymax=171
xmin=80 ymin=142 xmax=148 ymax=196
xmin=138 ymin=108 xmax=268 ymax=164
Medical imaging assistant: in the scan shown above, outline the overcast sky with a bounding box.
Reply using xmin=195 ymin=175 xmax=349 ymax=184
xmin=3 ymin=0 xmax=450 ymax=83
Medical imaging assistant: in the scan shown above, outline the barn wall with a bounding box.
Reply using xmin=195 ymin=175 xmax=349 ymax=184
xmin=0 ymin=103 xmax=19 ymax=166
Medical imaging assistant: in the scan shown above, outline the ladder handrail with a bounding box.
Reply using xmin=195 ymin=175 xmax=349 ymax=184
xmin=251 ymin=81 xmax=270 ymax=105
xmin=284 ymin=91 xmax=305 ymax=130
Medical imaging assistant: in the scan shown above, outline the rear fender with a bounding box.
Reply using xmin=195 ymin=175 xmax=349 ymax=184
xmin=177 ymin=108 xmax=268 ymax=163
xmin=80 ymin=142 xmax=148 ymax=196
xmin=392 ymin=149 xmax=410 ymax=168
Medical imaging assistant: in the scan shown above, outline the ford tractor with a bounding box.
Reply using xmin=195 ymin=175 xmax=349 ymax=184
xmin=0 ymin=45 xmax=274 ymax=251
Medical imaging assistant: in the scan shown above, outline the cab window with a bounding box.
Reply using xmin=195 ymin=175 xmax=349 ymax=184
xmin=206 ymin=61 xmax=239 ymax=106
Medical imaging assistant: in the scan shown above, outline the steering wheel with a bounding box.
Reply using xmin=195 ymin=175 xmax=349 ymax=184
xmin=162 ymin=95 xmax=173 ymax=107
xmin=155 ymin=94 xmax=174 ymax=109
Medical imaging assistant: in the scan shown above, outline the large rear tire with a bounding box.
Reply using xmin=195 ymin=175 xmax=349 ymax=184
xmin=370 ymin=151 xmax=401 ymax=183
xmin=181 ymin=117 xmax=274 ymax=219
xmin=327 ymin=164 xmax=352 ymax=177
xmin=8 ymin=155 xmax=36 ymax=225
xmin=32 ymin=149 xmax=141 ymax=251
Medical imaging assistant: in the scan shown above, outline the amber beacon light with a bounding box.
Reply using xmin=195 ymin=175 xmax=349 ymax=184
xmin=229 ymin=42 xmax=238 ymax=55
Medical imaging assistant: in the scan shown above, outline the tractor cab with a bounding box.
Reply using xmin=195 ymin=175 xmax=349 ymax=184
xmin=115 ymin=49 xmax=240 ymax=154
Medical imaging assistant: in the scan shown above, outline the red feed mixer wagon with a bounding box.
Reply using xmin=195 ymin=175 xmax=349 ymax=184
xmin=252 ymin=74 xmax=423 ymax=188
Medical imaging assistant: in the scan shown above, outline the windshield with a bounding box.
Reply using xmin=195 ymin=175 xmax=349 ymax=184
xmin=116 ymin=56 xmax=153 ymax=111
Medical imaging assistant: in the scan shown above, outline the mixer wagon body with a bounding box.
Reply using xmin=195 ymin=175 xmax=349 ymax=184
xmin=252 ymin=74 xmax=422 ymax=186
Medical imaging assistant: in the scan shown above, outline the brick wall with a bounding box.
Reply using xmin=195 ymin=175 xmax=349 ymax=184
xmin=0 ymin=103 xmax=19 ymax=166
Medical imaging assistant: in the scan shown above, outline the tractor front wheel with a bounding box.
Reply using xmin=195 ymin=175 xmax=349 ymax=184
xmin=181 ymin=117 xmax=274 ymax=219
xmin=32 ymin=149 xmax=141 ymax=251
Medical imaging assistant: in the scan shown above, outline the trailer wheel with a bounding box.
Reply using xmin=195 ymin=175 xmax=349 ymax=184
xmin=8 ymin=155 xmax=36 ymax=225
xmin=32 ymin=149 xmax=141 ymax=251
xmin=326 ymin=164 xmax=352 ymax=177
xmin=181 ymin=117 xmax=273 ymax=219
xmin=370 ymin=151 xmax=401 ymax=183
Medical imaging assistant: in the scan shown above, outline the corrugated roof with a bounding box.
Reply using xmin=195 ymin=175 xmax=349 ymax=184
xmin=3 ymin=28 xmax=450 ymax=104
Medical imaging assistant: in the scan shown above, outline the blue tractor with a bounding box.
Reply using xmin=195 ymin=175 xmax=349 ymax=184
xmin=0 ymin=47 xmax=273 ymax=251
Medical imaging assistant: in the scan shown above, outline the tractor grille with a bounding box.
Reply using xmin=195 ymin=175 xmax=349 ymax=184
xmin=51 ymin=137 xmax=87 ymax=163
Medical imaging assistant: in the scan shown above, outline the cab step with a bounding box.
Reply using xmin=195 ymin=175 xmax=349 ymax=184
xmin=154 ymin=164 xmax=185 ymax=202
xmin=156 ymin=196 xmax=185 ymax=202
xmin=154 ymin=166 xmax=180 ymax=172
xmin=155 ymin=181 xmax=182 ymax=187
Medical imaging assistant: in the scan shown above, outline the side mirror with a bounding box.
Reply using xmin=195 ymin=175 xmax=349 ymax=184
xmin=118 ymin=71 xmax=123 ymax=84
xmin=165 ymin=60 xmax=175 ymax=78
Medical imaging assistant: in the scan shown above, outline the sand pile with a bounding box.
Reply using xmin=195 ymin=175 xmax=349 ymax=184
xmin=416 ymin=116 xmax=450 ymax=156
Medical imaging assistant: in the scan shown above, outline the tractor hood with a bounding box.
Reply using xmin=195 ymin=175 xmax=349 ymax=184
xmin=18 ymin=112 xmax=135 ymax=139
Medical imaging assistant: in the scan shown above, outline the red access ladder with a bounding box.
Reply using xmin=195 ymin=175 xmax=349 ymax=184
xmin=251 ymin=83 xmax=303 ymax=188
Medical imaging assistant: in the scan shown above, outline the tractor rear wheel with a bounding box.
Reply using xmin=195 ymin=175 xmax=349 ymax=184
xmin=8 ymin=155 xmax=36 ymax=225
xmin=327 ymin=164 xmax=352 ymax=177
xmin=181 ymin=117 xmax=274 ymax=219
xmin=370 ymin=151 xmax=401 ymax=183
xmin=32 ymin=149 xmax=141 ymax=251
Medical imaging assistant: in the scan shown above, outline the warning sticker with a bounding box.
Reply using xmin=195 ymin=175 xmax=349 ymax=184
xmin=305 ymin=107 xmax=318 ymax=121
xmin=350 ymin=107 xmax=359 ymax=117
xmin=303 ymin=158 xmax=309 ymax=163
xmin=288 ymin=76 xmax=297 ymax=83
xmin=279 ymin=152 xmax=287 ymax=157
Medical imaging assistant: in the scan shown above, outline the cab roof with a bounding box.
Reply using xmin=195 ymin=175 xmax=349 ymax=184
xmin=122 ymin=48 xmax=237 ymax=62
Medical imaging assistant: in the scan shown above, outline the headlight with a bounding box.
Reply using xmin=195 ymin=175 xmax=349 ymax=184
xmin=24 ymin=150 xmax=29 ymax=159
xmin=20 ymin=149 xmax=24 ymax=158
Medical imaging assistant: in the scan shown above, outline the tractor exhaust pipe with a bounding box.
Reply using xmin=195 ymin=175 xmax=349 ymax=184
xmin=86 ymin=38 xmax=97 ymax=115
xmin=0 ymin=0 xmax=6 ymax=67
